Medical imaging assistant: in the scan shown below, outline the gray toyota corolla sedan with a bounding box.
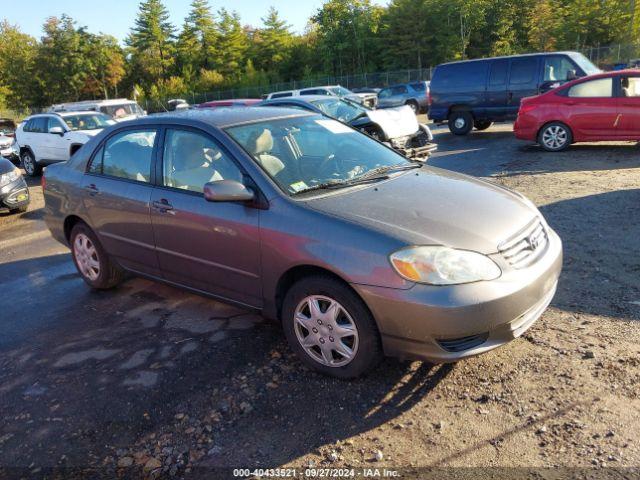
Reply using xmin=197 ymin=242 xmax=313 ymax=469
xmin=43 ymin=108 xmax=562 ymax=378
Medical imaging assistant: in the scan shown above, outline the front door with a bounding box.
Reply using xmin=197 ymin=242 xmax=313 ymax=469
xmin=150 ymin=127 xmax=262 ymax=307
xmin=506 ymin=57 xmax=541 ymax=117
xmin=616 ymin=75 xmax=640 ymax=138
xmin=45 ymin=117 xmax=70 ymax=160
xmin=81 ymin=128 xmax=160 ymax=276
xmin=563 ymin=77 xmax=618 ymax=139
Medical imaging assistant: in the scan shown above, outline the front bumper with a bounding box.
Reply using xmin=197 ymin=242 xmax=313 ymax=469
xmin=353 ymin=227 xmax=562 ymax=362
xmin=0 ymin=177 xmax=30 ymax=210
xmin=396 ymin=142 xmax=437 ymax=160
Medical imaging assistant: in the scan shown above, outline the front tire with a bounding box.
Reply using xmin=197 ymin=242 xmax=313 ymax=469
xmin=282 ymin=275 xmax=382 ymax=379
xmin=538 ymin=122 xmax=572 ymax=152
xmin=9 ymin=206 xmax=28 ymax=214
xmin=70 ymin=223 xmax=124 ymax=289
xmin=21 ymin=150 xmax=41 ymax=177
xmin=448 ymin=111 xmax=473 ymax=135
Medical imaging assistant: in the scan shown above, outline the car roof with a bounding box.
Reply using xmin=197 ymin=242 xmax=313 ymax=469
xmin=438 ymin=51 xmax=583 ymax=67
xmin=265 ymin=95 xmax=338 ymax=103
xmin=30 ymin=111 xmax=102 ymax=118
xmin=137 ymin=107 xmax=313 ymax=128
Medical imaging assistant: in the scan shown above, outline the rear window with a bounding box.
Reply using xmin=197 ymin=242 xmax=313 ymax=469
xmin=433 ymin=61 xmax=488 ymax=89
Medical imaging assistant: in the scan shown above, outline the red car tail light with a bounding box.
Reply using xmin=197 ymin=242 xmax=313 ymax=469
xmin=41 ymin=172 xmax=46 ymax=190
xmin=518 ymin=102 xmax=537 ymax=115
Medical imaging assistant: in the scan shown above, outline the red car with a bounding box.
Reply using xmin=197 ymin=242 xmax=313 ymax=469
xmin=514 ymin=70 xmax=640 ymax=151
xmin=196 ymin=99 xmax=261 ymax=109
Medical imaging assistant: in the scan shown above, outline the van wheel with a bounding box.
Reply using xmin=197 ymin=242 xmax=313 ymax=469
xmin=282 ymin=275 xmax=382 ymax=379
xmin=21 ymin=150 xmax=41 ymax=177
xmin=70 ymin=223 xmax=124 ymax=289
xmin=448 ymin=111 xmax=473 ymax=135
xmin=538 ymin=122 xmax=572 ymax=152
xmin=474 ymin=120 xmax=492 ymax=131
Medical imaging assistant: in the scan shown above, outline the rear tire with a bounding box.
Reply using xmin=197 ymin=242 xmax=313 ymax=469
xmin=538 ymin=122 xmax=572 ymax=152
xmin=282 ymin=275 xmax=382 ymax=379
xmin=9 ymin=206 xmax=28 ymax=214
xmin=21 ymin=150 xmax=41 ymax=177
xmin=474 ymin=120 xmax=492 ymax=131
xmin=448 ymin=111 xmax=473 ymax=135
xmin=70 ymin=223 xmax=124 ymax=289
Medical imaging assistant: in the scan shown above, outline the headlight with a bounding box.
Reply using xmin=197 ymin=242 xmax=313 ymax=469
xmin=0 ymin=167 xmax=21 ymax=187
xmin=390 ymin=246 xmax=501 ymax=285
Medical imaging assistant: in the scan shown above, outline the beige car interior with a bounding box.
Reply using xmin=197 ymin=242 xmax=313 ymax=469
xmin=247 ymin=129 xmax=285 ymax=177
xmin=164 ymin=132 xmax=224 ymax=192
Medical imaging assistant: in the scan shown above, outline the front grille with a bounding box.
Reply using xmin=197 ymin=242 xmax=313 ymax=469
xmin=437 ymin=332 xmax=489 ymax=352
xmin=499 ymin=218 xmax=548 ymax=269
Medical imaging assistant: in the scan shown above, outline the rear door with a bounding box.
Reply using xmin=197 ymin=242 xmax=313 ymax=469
xmin=616 ymin=74 xmax=640 ymax=138
xmin=150 ymin=127 xmax=262 ymax=307
xmin=25 ymin=117 xmax=48 ymax=159
xmin=563 ymin=77 xmax=618 ymax=139
xmin=485 ymin=59 xmax=509 ymax=118
xmin=506 ymin=57 xmax=541 ymax=117
xmin=81 ymin=128 xmax=160 ymax=276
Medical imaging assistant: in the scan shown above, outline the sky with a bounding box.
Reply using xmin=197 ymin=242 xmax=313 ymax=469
xmin=2 ymin=0 xmax=386 ymax=40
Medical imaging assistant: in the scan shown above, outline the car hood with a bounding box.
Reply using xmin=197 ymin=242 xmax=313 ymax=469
xmin=366 ymin=105 xmax=419 ymax=140
xmin=73 ymin=129 xmax=103 ymax=137
xmin=306 ymin=167 xmax=538 ymax=254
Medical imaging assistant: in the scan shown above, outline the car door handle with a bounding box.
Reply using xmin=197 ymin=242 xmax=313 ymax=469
xmin=85 ymin=184 xmax=99 ymax=196
xmin=152 ymin=199 xmax=174 ymax=214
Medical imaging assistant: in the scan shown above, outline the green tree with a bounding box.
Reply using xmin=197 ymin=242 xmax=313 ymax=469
xmin=215 ymin=9 xmax=249 ymax=78
xmin=176 ymin=0 xmax=218 ymax=73
xmin=81 ymin=33 xmax=126 ymax=99
xmin=0 ymin=21 xmax=38 ymax=109
xmin=126 ymin=0 xmax=175 ymax=88
xmin=312 ymin=0 xmax=383 ymax=76
xmin=253 ymin=7 xmax=294 ymax=76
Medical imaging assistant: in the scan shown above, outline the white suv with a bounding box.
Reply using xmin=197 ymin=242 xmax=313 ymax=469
xmin=15 ymin=111 xmax=114 ymax=176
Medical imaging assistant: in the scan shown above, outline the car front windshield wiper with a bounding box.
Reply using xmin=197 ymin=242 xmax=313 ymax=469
xmin=292 ymin=162 xmax=421 ymax=196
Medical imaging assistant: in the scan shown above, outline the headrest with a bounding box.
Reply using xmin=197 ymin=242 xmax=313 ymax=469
xmin=249 ymin=129 xmax=274 ymax=155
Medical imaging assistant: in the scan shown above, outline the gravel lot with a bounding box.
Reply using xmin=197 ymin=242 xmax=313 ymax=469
xmin=0 ymin=122 xmax=638 ymax=479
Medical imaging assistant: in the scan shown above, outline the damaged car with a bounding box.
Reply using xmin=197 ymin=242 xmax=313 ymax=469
xmin=0 ymin=157 xmax=29 ymax=213
xmin=0 ymin=118 xmax=19 ymax=164
xmin=259 ymin=96 xmax=436 ymax=160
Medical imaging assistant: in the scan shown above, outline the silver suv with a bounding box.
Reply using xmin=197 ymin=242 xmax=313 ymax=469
xmin=377 ymin=81 xmax=430 ymax=114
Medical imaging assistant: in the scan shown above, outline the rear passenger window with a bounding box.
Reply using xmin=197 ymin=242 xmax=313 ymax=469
xmin=91 ymin=130 xmax=156 ymax=182
xmin=378 ymin=89 xmax=391 ymax=99
xmin=410 ymin=82 xmax=426 ymax=92
xmin=271 ymin=92 xmax=292 ymax=99
xmin=391 ymin=86 xmax=408 ymax=95
xmin=509 ymin=58 xmax=538 ymax=85
xmin=489 ymin=60 xmax=508 ymax=85
xmin=568 ymin=78 xmax=613 ymax=98
xmin=25 ymin=117 xmax=47 ymax=133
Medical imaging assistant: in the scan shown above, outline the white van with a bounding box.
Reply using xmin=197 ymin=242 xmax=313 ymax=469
xmin=48 ymin=99 xmax=146 ymax=122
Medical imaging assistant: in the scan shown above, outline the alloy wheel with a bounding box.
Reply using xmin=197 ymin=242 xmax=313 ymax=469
xmin=293 ymin=295 xmax=359 ymax=367
xmin=22 ymin=153 xmax=34 ymax=175
xmin=73 ymin=233 xmax=100 ymax=281
xmin=542 ymin=125 xmax=568 ymax=150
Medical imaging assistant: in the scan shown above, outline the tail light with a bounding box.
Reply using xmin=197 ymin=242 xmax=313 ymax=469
xmin=41 ymin=172 xmax=46 ymax=190
xmin=427 ymin=88 xmax=432 ymax=106
xmin=518 ymin=102 xmax=537 ymax=115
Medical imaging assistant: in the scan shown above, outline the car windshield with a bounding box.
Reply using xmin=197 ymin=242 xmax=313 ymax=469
xmin=310 ymin=98 xmax=368 ymax=123
xmin=330 ymin=86 xmax=352 ymax=97
xmin=99 ymin=103 xmax=143 ymax=119
xmin=62 ymin=113 xmax=114 ymax=131
xmin=225 ymin=115 xmax=412 ymax=195
xmin=569 ymin=52 xmax=601 ymax=76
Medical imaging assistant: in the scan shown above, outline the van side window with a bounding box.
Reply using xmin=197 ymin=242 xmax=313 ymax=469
xmin=442 ymin=62 xmax=488 ymax=88
xmin=543 ymin=57 xmax=576 ymax=82
xmin=509 ymin=58 xmax=537 ymax=85
xmin=489 ymin=60 xmax=508 ymax=86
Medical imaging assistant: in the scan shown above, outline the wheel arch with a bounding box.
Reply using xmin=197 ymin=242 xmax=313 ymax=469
xmin=63 ymin=214 xmax=89 ymax=243
xmin=274 ymin=265 xmax=372 ymax=323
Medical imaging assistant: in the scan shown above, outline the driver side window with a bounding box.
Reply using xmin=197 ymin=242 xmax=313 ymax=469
xmin=162 ymin=129 xmax=242 ymax=194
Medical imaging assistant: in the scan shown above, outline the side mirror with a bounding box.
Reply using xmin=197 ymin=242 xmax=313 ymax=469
xmin=203 ymin=180 xmax=255 ymax=203
xmin=566 ymin=70 xmax=578 ymax=81
xmin=49 ymin=126 xmax=65 ymax=136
